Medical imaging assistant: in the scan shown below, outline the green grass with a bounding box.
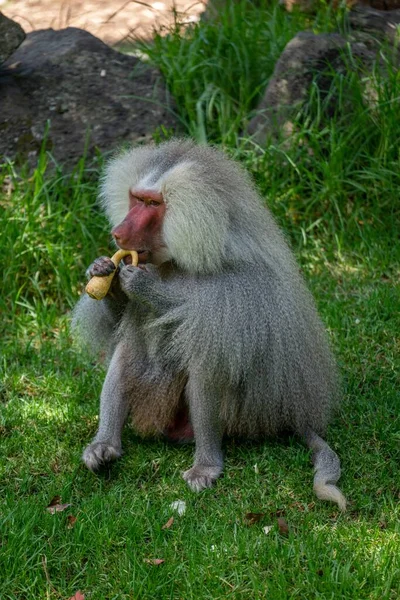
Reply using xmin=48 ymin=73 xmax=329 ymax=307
xmin=1 ymin=1 xmax=400 ymax=598
xmin=138 ymin=0 xmax=346 ymax=143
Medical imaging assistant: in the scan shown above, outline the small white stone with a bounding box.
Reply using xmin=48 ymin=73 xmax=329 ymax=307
xmin=263 ymin=525 xmax=273 ymax=535
xmin=170 ymin=500 xmax=186 ymax=516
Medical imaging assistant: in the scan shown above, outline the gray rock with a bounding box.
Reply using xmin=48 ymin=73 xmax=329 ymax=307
xmin=0 ymin=12 xmax=25 ymax=64
xmin=247 ymin=31 xmax=377 ymax=144
xmin=350 ymin=5 xmax=400 ymax=42
xmin=280 ymin=0 xmax=400 ymax=13
xmin=0 ymin=27 xmax=179 ymax=168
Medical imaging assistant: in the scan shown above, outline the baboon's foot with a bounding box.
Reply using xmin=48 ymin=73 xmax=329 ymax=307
xmin=82 ymin=441 xmax=122 ymax=472
xmin=182 ymin=464 xmax=223 ymax=492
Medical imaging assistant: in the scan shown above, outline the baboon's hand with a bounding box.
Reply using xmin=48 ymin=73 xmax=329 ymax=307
xmin=119 ymin=264 xmax=149 ymax=298
xmin=86 ymin=256 xmax=117 ymax=280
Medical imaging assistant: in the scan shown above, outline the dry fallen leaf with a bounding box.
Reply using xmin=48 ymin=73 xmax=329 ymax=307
xmin=277 ymin=517 xmax=289 ymax=535
xmin=245 ymin=512 xmax=265 ymax=525
xmin=67 ymin=515 xmax=77 ymax=529
xmin=46 ymin=503 xmax=72 ymax=515
xmin=68 ymin=591 xmax=85 ymax=600
xmin=162 ymin=516 xmax=174 ymax=530
xmin=144 ymin=558 xmax=165 ymax=565
xmin=47 ymin=495 xmax=61 ymax=507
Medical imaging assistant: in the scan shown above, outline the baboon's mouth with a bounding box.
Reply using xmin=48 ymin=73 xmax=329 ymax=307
xmin=137 ymin=250 xmax=148 ymax=263
xmin=123 ymin=250 xmax=148 ymax=265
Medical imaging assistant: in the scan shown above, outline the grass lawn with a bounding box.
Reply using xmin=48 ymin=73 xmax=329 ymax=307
xmin=1 ymin=2 xmax=399 ymax=598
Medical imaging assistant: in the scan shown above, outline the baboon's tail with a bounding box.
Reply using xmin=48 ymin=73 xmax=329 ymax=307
xmin=302 ymin=428 xmax=347 ymax=511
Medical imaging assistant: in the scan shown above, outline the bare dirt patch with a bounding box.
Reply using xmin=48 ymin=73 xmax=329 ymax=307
xmin=1 ymin=0 xmax=206 ymax=44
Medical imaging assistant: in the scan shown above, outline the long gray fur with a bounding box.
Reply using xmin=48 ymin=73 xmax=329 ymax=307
xmin=73 ymin=139 xmax=346 ymax=510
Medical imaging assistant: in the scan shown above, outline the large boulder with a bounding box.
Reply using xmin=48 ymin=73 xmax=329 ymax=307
xmin=349 ymin=5 xmax=400 ymax=41
xmin=0 ymin=27 xmax=179 ymax=168
xmin=247 ymin=31 xmax=378 ymax=144
xmin=0 ymin=12 xmax=25 ymax=64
